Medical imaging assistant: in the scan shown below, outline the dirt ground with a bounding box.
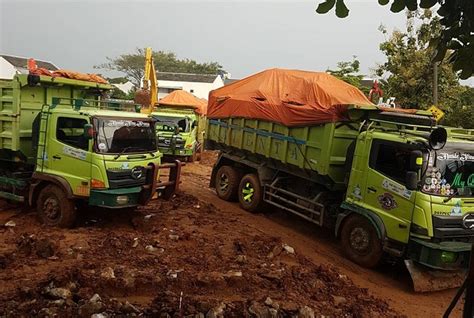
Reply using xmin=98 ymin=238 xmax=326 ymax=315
xmin=0 ymin=151 xmax=464 ymax=317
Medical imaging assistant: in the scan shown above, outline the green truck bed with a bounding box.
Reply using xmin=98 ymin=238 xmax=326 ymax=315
xmin=206 ymin=117 xmax=360 ymax=187
xmin=0 ymin=74 xmax=111 ymax=163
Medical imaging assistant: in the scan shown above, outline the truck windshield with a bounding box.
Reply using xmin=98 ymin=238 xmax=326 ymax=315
xmin=94 ymin=118 xmax=157 ymax=154
xmin=422 ymin=143 xmax=474 ymax=197
xmin=153 ymin=115 xmax=190 ymax=133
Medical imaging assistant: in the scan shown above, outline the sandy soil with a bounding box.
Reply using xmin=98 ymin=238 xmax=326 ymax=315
xmin=0 ymin=151 xmax=464 ymax=317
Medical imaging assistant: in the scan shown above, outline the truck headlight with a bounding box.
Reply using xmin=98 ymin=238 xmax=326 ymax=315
xmin=441 ymin=251 xmax=457 ymax=263
xmin=116 ymin=195 xmax=129 ymax=205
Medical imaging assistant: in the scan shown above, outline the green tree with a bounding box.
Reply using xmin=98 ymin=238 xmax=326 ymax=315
xmin=327 ymin=57 xmax=369 ymax=94
xmin=444 ymin=86 xmax=474 ymax=128
xmin=96 ymin=48 xmax=224 ymax=86
xmin=376 ymin=10 xmax=473 ymax=128
xmin=316 ymin=0 xmax=474 ymax=79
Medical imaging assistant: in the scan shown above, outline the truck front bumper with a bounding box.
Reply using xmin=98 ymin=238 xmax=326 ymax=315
xmin=89 ymin=187 xmax=142 ymax=208
xmin=407 ymin=238 xmax=471 ymax=270
xmin=159 ymin=146 xmax=193 ymax=157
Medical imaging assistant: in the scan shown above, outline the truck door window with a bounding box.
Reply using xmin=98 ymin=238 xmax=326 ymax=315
xmin=370 ymin=142 xmax=412 ymax=184
xmin=56 ymin=117 xmax=89 ymax=150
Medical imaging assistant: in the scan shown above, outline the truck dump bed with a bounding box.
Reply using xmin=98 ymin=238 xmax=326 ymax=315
xmin=0 ymin=74 xmax=111 ymax=163
xmin=207 ymin=117 xmax=359 ymax=188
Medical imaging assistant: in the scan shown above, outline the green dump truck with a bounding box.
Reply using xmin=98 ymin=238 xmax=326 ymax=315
xmin=152 ymin=107 xmax=205 ymax=162
xmin=0 ymin=74 xmax=181 ymax=227
xmin=206 ymin=107 xmax=474 ymax=292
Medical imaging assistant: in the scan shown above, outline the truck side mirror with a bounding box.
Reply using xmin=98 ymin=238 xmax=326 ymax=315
xmin=429 ymin=127 xmax=447 ymax=150
xmin=406 ymin=171 xmax=418 ymax=191
xmin=409 ymin=150 xmax=423 ymax=171
xmin=83 ymin=124 xmax=94 ymax=139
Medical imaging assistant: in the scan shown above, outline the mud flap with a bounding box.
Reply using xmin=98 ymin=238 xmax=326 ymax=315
xmin=405 ymin=259 xmax=467 ymax=292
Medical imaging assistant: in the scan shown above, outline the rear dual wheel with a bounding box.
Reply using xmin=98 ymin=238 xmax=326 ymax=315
xmin=214 ymin=166 xmax=265 ymax=213
xmin=215 ymin=165 xmax=240 ymax=201
xmin=238 ymin=174 xmax=265 ymax=213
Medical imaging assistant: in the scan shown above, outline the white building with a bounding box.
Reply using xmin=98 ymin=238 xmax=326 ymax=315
xmin=0 ymin=54 xmax=58 ymax=79
xmin=112 ymin=81 xmax=135 ymax=94
xmin=157 ymin=72 xmax=224 ymax=100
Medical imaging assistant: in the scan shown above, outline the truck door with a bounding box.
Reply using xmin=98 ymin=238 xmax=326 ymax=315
xmin=48 ymin=115 xmax=92 ymax=197
xmin=364 ymin=140 xmax=416 ymax=244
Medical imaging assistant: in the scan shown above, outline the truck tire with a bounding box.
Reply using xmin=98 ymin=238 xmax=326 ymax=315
xmin=340 ymin=214 xmax=382 ymax=268
xmin=238 ymin=173 xmax=264 ymax=213
xmin=215 ymin=165 xmax=240 ymax=201
xmin=37 ymin=185 xmax=77 ymax=228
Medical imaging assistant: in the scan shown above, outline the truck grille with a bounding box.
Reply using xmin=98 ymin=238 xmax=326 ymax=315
xmin=158 ymin=137 xmax=185 ymax=149
xmin=432 ymin=214 xmax=474 ymax=242
xmin=106 ymin=167 xmax=147 ymax=189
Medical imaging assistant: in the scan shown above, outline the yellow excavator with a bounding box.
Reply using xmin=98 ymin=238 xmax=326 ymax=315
xmin=134 ymin=47 xmax=158 ymax=114
xmin=133 ymin=47 xmax=184 ymax=197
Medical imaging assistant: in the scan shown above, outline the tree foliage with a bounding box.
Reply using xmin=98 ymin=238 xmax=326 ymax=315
xmin=327 ymin=57 xmax=369 ymax=94
xmin=316 ymin=0 xmax=474 ymax=79
xmin=96 ymin=48 xmax=224 ymax=86
xmin=445 ymin=86 xmax=474 ymax=129
xmin=376 ymin=11 xmax=474 ymax=128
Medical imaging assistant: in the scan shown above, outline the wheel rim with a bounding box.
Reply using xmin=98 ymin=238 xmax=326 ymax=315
xmin=349 ymin=226 xmax=370 ymax=255
xmin=43 ymin=196 xmax=60 ymax=220
xmin=218 ymin=173 xmax=229 ymax=193
xmin=242 ymin=182 xmax=255 ymax=203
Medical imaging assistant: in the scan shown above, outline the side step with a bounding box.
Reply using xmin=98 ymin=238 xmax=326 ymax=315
xmin=263 ymin=178 xmax=325 ymax=226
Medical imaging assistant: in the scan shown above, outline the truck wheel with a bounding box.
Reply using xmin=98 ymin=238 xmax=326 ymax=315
xmin=215 ymin=165 xmax=240 ymax=201
xmin=340 ymin=214 xmax=382 ymax=268
xmin=37 ymin=185 xmax=76 ymax=228
xmin=238 ymin=174 xmax=264 ymax=213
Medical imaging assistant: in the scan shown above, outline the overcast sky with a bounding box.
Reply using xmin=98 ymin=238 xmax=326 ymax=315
xmin=2 ymin=0 xmax=468 ymax=85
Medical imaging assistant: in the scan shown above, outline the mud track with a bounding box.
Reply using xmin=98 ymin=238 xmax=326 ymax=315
xmin=0 ymin=151 xmax=463 ymax=317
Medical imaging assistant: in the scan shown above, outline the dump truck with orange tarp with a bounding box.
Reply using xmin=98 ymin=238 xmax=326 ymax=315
xmin=206 ymin=68 xmax=474 ymax=292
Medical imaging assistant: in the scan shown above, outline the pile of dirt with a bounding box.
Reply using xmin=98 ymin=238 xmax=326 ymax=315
xmin=0 ymin=189 xmax=403 ymax=317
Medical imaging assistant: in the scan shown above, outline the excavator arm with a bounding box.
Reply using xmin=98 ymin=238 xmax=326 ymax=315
xmin=143 ymin=47 xmax=158 ymax=112
xmin=135 ymin=47 xmax=158 ymax=114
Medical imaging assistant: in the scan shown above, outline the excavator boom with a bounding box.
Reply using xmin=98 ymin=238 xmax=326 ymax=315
xmin=135 ymin=47 xmax=158 ymax=113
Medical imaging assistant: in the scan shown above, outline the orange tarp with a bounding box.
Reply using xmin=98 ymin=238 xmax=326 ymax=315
xmin=208 ymin=68 xmax=374 ymax=126
xmin=30 ymin=68 xmax=108 ymax=84
xmin=158 ymin=90 xmax=207 ymax=115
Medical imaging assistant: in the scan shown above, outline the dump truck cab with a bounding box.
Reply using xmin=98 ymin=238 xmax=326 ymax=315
xmin=152 ymin=107 xmax=200 ymax=161
xmin=36 ymin=107 xmax=160 ymax=207
xmin=0 ymin=74 xmax=181 ymax=227
xmin=341 ymin=112 xmax=474 ymax=290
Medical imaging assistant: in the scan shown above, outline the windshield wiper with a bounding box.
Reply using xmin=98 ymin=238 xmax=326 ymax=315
xmin=443 ymin=190 xmax=458 ymax=203
xmin=113 ymin=146 xmax=143 ymax=160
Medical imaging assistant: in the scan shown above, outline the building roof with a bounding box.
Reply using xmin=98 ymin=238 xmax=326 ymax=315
xmin=157 ymin=72 xmax=218 ymax=83
xmin=1 ymin=54 xmax=58 ymax=71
